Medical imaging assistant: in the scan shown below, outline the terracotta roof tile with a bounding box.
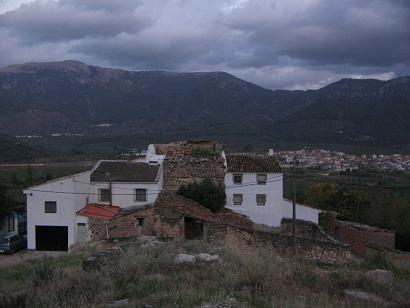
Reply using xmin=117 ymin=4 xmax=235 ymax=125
xmin=76 ymin=203 xmax=120 ymax=220
xmin=225 ymin=154 xmax=281 ymax=173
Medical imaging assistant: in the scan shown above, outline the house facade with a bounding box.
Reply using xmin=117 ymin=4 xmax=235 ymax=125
xmin=24 ymin=159 xmax=163 ymax=251
xmin=224 ymin=152 xmax=320 ymax=227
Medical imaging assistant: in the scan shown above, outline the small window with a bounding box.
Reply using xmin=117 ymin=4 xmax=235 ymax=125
xmin=256 ymin=194 xmax=266 ymax=206
xmin=137 ymin=218 xmax=144 ymax=227
xmin=233 ymin=174 xmax=243 ymax=185
xmin=135 ymin=189 xmax=147 ymax=202
xmin=99 ymin=188 xmax=111 ymax=202
xmin=257 ymin=173 xmax=267 ymax=185
xmin=45 ymin=201 xmax=57 ymax=213
xmin=233 ymin=194 xmax=243 ymax=205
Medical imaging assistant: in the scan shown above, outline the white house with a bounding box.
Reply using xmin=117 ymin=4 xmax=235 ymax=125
xmin=24 ymin=158 xmax=163 ymax=251
xmin=224 ymin=152 xmax=320 ymax=227
xmin=24 ymin=142 xmax=319 ymax=251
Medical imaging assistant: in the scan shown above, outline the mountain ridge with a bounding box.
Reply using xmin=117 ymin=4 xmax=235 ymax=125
xmin=1 ymin=60 xmax=409 ymax=146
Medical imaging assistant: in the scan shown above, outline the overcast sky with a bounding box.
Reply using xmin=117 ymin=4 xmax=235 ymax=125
xmin=1 ymin=0 xmax=409 ymax=90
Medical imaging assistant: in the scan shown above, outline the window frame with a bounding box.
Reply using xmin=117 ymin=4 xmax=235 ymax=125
xmin=256 ymin=173 xmax=267 ymax=185
xmin=98 ymin=188 xmax=111 ymax=202
xmin=135 ymin=188 xmax=147 ymax=202
xmin=44 ymin=201 xmax=57 ymax=213
xmin=256 ymin=194 xmax=267 ymax=206
xmin=233 ymin=193 xmax=243 ymax=206
xmin=233 ymin=173 xmax=243 ymax=185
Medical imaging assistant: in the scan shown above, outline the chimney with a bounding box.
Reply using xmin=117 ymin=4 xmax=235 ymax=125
xmin=268 ymin=148 xmax=274 ymax=156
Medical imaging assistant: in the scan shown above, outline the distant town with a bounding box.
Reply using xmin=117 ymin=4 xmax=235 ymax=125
xmin=274 ymin=149 xmax=410 ymax=173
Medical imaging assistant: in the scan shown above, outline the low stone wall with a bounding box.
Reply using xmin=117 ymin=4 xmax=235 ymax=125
xmin=255 ymin=231 xmax=351 ymax=265
xmin=281 ymin=218 xmax=336 ymax=242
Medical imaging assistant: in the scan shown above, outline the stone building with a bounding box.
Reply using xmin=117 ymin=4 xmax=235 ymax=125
xmin=80 ymin=192 xmax=253 ymax=242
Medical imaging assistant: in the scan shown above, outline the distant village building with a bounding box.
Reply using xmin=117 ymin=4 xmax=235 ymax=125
xmin=24 ymin=140 xmax=320 ymax=251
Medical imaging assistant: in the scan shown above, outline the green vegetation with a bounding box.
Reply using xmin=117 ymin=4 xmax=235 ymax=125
xmin=1 ymin=239 xmax=409 ymax=307
xmin=191 ymin=147 xmax=219 ymax=158
xmin=284 ymin=168 xmax=410 ymax=251
xmin=177 ymin=179 xmax=226 ymax=213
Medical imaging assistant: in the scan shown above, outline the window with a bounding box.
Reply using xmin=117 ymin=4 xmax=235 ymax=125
xmin=45 ymin=201 xmax=57 ymax=213
xmin=137 ymin=218 xmax=144 ymax=227
xmin=233 ymin=173 xmax=243 ymax=185
xmin=257 ymin=173 xmax=267 ymax=185
xmin=135 ymin=189 xmax=147 ymax=202
xmin=233 ymin=194 xmax=243 ymax=205
xmin=99 ymin=188 xmax=111 ymax=202
xmin=256 ymin=194 xmax=266 ymax=206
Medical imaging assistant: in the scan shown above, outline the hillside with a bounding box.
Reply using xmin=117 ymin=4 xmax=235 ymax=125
xmin=0 ymin=60 xmax=304 ymax=136
xmin=0 ymin=60 xmax=410 ymax=147
xmin=1 ymin=238 xmax=409 ymax=307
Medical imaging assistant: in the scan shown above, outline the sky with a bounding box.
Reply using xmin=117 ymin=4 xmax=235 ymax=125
xmin=0 ymin=0 xmax=410 ymax=90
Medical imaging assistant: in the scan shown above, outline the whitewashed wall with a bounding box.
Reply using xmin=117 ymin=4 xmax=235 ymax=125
xmin=281 ymin=199 xmax=320 ymax=224
xmin=24 ymin=171 xmax=91 ymax=250
xmin=225 ymin=172 xmax=285 ymax=226
xmin=88 ymin=166 xmax=163 ymax=208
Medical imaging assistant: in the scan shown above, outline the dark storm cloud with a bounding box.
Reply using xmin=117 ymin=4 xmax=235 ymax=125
xmin=0 ymin=0 xmax=410 ymax=89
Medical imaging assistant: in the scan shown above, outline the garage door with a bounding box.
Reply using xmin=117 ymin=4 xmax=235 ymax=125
xmin=35 ymin=226 xmax=68 ymax=251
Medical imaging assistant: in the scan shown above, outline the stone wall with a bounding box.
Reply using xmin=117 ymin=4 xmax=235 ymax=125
xmin=281 ymin=218 xmax=336 ymax=242
xmin=157 ymin=140 xmax=225 ymax=192
xmin=255 ymin=231 xmax=351 ymax=265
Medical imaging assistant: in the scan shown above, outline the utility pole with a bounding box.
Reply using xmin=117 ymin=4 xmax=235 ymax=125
xmin=106 ymin=172 xmax=112 ymax=206
xmin=292 ymin=156 xmax=297 ymax=255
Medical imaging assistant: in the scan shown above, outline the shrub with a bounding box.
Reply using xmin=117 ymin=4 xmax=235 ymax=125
xmin=177 ymin=178 xmax=226 ymax=213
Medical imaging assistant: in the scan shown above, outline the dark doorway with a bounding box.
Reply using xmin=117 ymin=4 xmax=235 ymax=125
xmin=184 ymin=217 xmax=204 ymax=240
xmin=35 ymin=226 xmax=68 ymax=251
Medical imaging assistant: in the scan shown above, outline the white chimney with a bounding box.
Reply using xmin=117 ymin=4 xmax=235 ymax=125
xmin=268 ymin=148 xmax=274 ymax=156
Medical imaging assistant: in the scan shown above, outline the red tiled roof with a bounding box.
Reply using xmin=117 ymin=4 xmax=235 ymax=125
xmin=76 ymin=203 xmax=120 ymax=220
xmin=225 ymin=154 xmax=281 ymax=173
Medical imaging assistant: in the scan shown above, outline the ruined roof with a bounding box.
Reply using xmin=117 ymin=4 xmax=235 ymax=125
xmin=225 ymin=154 xmax=281 ymax=173
xmin=154 ymin=192 xmax=253 ymax=231
xmin=76 ymin=203 xmax=120 ymax=220
xmin=91 ymin=160 xmax=160 ymax=182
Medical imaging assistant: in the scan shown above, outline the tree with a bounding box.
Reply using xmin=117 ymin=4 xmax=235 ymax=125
xmin=177 ymin=178 xmax=226 ymax=213
xmin=305 ymin=183 xmax=371 ymax=222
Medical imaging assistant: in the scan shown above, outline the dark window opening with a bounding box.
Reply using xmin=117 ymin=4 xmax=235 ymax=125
xmin=45 ymin=201 xmax=57 ymax=213
xmin=185 ymin=217 xmax=204 ymax=240
xmin=99 ymin=188 xmax=111 ymax=202
xmin=233 ymin=174 xmax=243 ymax=185
xmin=137 ymin=218 xmax=144 ymax=227
xmin=135 ymin=189 xmax=147 ymax=202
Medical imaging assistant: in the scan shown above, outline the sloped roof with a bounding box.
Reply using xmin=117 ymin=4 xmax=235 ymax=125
xmin=225 ymin=154 xmax=281 ymax=173
xmin=91 ymin=161 xmax=159 ymax=182
xmin=154 ymin=192 xmax=253 ymax=231
xmin=76 ymin=203 xmax=120 ymax=220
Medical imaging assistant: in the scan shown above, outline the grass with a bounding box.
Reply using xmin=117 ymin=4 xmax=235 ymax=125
xmin=1 ymin=239 xmax=410 ymax=307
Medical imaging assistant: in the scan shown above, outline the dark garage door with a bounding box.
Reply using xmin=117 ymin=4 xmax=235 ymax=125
xmin=35 ymin=226 xmax=68 ymax=251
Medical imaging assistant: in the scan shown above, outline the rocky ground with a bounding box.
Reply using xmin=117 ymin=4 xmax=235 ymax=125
xmin=0 ymin=237 xmax=409 ymax=307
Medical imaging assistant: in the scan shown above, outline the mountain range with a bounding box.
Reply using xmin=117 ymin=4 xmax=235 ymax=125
xmin=1 ymin=60 xmax=409 ymax=147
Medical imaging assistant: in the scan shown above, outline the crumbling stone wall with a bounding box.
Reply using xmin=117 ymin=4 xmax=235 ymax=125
xmin=281 ymin=218 xmax=337 ymax=242
xmin=255 ymin=231 xmax=351 ymax=266
xmin=157 ymin=140 xmax=225 ymax=192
